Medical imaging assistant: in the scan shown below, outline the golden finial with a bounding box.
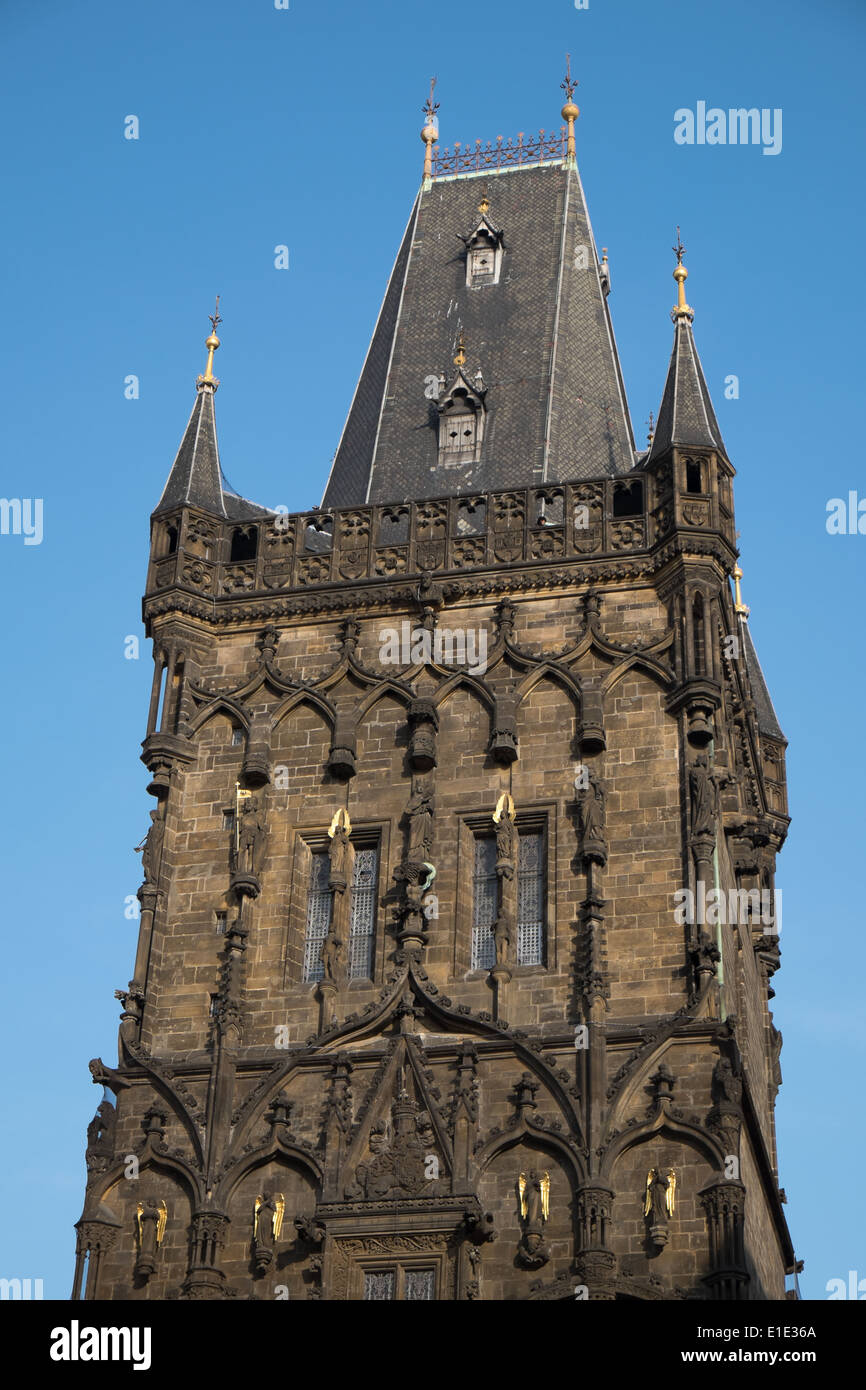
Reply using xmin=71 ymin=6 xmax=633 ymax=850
xmin=647 ymin=410 xmax=655 ymax=445
xmin=479 ymin=185 xmax=490 ymax=216
xmin=671 ymin=228 xmax=694 ymax=322
xmin=198 ymin=295 xmax=221 ymax=388
xmin=421 ymin=76 xmax=440 ymax=181
xmin=732 ymin=563 xmax=750 ymax=618
xmin=560 ymin=54 xmax=580 ymax=161
xmin=454 ymin=331 xmax=467 ymax=369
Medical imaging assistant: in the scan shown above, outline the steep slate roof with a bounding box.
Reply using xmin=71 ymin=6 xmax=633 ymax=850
xmin=648 ymin=316 xmax=728 ymax=462
xmin=322 ymin=160 xmax=636 ymax=509
xmin=741 ymin=619 xmax=785 ymax=741
xmin=154 ymin=384 xmax=270 ymax=521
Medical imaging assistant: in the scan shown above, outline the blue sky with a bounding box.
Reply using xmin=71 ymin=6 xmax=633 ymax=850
xmin=1 ymin=0 xmax=863 ymax=1299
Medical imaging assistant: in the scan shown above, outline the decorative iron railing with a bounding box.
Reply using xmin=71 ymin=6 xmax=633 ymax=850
xmin=432 ymin=128 xmax=568 ymax=177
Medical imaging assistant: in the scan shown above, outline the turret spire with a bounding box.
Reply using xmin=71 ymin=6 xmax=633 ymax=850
xmin=647 ymin=234 xmax=726 ymax=463
xmin=153 ymin=305 xmax=270 ymax=520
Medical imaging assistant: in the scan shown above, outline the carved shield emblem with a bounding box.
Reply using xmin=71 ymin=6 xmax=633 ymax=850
xmin=493 ymin=530 xmax=523 ymax=563
xmin=572 ymin=522 xmax=602 ymax=554
xmin=415 ymin=540 xmax=445 ymax=571
xmin=338 ymin=550 xmax=368 ymax=580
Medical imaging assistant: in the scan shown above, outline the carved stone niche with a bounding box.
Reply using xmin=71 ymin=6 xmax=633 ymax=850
xmin=490 ymin=696 xmax=518 ymax=765
xmin=408 ymin=697 xmax=438 ymax=772
xmin=579 ymin=688 xmax=606 ymax=755
xmin=328 ymin=717 xmax=357 ymax=779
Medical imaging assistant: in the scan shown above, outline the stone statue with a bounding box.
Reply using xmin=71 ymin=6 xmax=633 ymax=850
xmin=495 ymin=810 xmax=517 ymax=880
xmin=253 ymin=1192 xmax=283 ymax=1273
xmin=644 ymin=1168 xmax=676 ymax=1248
xmin=328 ymin=820 xmax=351 ymax=893
xmin=689 ymin=755 xmax=716 ymax=839
xmin=517 ymin=1170 xmax=550 ymax=1268
xmin=235 ymin=795 xmax=268 ymax=876
xmin=713 ymin=1057 xmax=742 ymax=1109
xmin=493 ymin=911 xmax=513 ymax=967
xmin=320 ymin=927 xmax=344 ymax=985
xmin=405 ymin=776 xmax=435 ymax=865
xmin=139 ymin=808 xmax=165 ymax=885
xmin=578 ymin=770 xmax=606 ymax=849
xmin=135 ymin=1199 xmax=166 ymax=1280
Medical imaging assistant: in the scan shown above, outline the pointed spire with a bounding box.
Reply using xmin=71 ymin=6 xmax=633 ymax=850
xmin=154 ymin=306 xmax=273 ymax=520
xmin=421 ymin=77 xmax=439 ymax=181
xmin=648 ymin=237 xmax=727 ymax=462
xmin=560 ymin=55 xmax=579 ymax=162
xmin=740 ymin=614 xmax=785 ymax=740
xmin=732 ymin=541 xmax=784 ymax=740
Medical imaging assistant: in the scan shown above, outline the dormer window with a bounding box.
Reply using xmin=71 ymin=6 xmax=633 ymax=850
xmin=436 ymin=343 xmax=486 ymax=468
xmin=461 ymin=192 xmax=505 ymax=288
xmin=441 ymin=396 xmax=479 ymax=460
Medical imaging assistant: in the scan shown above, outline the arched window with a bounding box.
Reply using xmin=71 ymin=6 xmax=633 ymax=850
xmin=303 ymin=840 xmax=380 ymax=982
xmin=230 ymin=526 xmax=258 ymax=562
xmin=685 ymin=458 xmax=703 ymax=494
xmin=613 ymin=480 xmax=643 ymax=517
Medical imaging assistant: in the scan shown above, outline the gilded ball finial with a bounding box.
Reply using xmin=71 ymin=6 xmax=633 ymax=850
xmin=421 ymin=77 xmax=439 ymax=141
xmin=454 ymin=330 xmax=467 ymax=369
xmin=421 ymin=77 xmax=440 ymax=179
xmin=560 ymin=55 xmax=579 ymax=158
xmin=671 ymin=229 xmax=694 ymax=321
xmin=198 ymin=296 xmax=222 ymax=387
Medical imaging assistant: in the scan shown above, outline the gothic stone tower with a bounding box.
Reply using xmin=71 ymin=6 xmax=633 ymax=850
xmin=74 ymin=78 xmax=795 ymax=1301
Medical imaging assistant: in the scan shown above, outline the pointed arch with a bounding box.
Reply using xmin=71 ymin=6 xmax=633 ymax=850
xmin=354 ymin=680 xmax=413 ymax=723
xmin=216 ymin=1142 xmax=323 ymax=1208
xmin=601 ymin=1112 xmax=726 ymax=1181
xmin=188 ymin=698 xmax=250 ymax=737
xmin=601 ymin=652 xmax=674 ymax=696
xmin=432 ymin=670 xmax=496 ymax=715
xmin=270 ymin=688 xmax=337 ymax=732
xmin=514 ymin=663 xmax=582 ymax=712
